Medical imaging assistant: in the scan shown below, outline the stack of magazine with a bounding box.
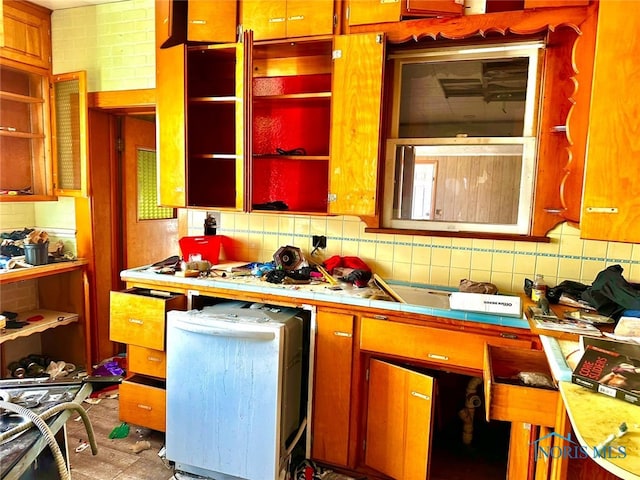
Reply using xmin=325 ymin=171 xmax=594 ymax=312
xmin=571 ymin=335 xmax=640 ymax=406
xmin=528 ymin=305 xmax=602 ymax=336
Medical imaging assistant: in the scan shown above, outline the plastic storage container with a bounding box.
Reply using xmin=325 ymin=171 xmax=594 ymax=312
xmin=23 ymin=242 xmax=49 ymax=266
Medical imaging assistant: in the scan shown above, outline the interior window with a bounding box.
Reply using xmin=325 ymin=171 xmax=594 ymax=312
xmin=383 ymin=42 xmax=543 ymax=235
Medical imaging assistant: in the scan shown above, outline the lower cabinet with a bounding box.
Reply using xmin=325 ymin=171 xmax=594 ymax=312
xmin=109 ymin=288 xmax=186 ymax=432
xmin=311 ymin=311 xmax=560 ymax=480
xmin=311 ymin=309 xmax=355 ymax=467
xmin=365 ymin=358 xmax=434 ymax=480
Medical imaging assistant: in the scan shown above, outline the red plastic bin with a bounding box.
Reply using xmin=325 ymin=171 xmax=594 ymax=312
xmin=179 ymin=236 xmax=223 ymax=264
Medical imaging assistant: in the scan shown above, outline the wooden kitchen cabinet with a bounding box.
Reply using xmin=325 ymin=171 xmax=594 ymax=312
xmin=155 ymin=0 xmax=237 ymax=47
xmin=156 ymin=35 xmax=249 ymax=209
xmin=346 ymin=0 xmax=463 ymax=26
xmin=364 ymin=358 xmax=434 ymax=480
xmin=311 ymin=309 xmax=355 ymax=468
xmin=250 ymin=32 xmax=384 ymax=216
xmin=110 ymin=288 xmax=187 ymax=431
xmin=241 ymin=0 xmax=334 ymax=41
xmin=1 ymin=0 xmax=50 ymax=71
xmin=0 ymin=261 xmax=91 ymax=379
xmin=579 ymin=1 xmax=640 ymax=243
xmin=355 ymin=313 xmax=540 ymax=480
xmin=1 ymin=2 xmax=88 ymax=201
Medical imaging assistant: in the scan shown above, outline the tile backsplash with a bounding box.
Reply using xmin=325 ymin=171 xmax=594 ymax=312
xmin=186 ymin=210 xmax=640 ymax=295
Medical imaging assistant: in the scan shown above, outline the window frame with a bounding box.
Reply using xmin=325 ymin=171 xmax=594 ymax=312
xmin=382 ymin=41 xmax=544 ymax=235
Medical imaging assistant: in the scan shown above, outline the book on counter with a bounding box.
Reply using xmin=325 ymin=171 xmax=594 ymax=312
xmin=528 ymin=306 xmax=602 ymax=336
xmin=571 ymin=344 xmax=640 ymax=406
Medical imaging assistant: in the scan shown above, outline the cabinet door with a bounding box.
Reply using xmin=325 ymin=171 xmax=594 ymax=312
xmin=242 ymin=0 xmax=287 ymax=41
xmin=188 ymin=0 xmax=238 ymax=43
xmin=365 ymin=358 xmax=434 ymax=480
xmin=329 ymin=33 xmax=384 ymax=216
xmin=580 ymin=1 xmax=640 ymax=242
xmin=347 ymin=0 xmax=462 ymax=26
xmin=311 ymin=310 xmax=354 ymax=467
xmin=156 ymin=42 xmax=186 ymax=207
xmin=285 ymin=0 xmax=334 ymax=38
xmin=51 ymin=71 xmax=88 ymax=197
xmin=1 ymin=0 xmax=50 ymax=70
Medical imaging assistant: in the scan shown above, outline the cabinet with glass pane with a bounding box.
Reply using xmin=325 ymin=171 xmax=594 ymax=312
xmin=0 ymin=1 xmax=88 ymax=201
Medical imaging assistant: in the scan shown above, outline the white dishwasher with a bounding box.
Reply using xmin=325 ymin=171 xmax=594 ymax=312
xmin=166 ymin=301 xmax=304 ymax=480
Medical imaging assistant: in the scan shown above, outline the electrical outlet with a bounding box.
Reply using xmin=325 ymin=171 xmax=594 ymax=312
xmin=312 ymin=235 xmax=327 ymax=249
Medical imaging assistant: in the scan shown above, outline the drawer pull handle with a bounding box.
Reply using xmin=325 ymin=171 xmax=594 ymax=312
xmin=333 ymin=331 xmax=352 ymax=338
xmin=411 ymin=391 xmax=430 ymax=401
xmin=500 ymin=332 xmax=518 ymax=339
xmin=428 ymin=353 xmax=449 ymax=361
xmin=147 ymin=356 xmax=162 ymax=362
xmin=372 ymin=315 xmax=388 ymax=320
xmin=288 ymin=15 xmax=304 ymax=21
xmin=128 ymin=318 xmax=144 ymax=325
xmin=137 ymin=404 xmax=152 ymax=411
xmin=269 ymin=17 xmax=285 ymax=23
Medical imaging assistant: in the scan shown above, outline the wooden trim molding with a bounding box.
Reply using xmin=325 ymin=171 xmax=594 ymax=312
xmin=88 ymin=88 xmax=156 ymax=113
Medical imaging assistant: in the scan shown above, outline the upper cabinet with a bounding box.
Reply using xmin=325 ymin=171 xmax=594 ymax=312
xmin=241 ymin=0 xmax=334 ymax=41
xmin=156 ymin=0 xmax=238 ymax=47
xmin=0 ymin=1 xmax=89 ymax=201
xmin=156 ymin=39 xmax=248 ymax=210
xmin=1 ymin=0 xmax=50 ymax=70
xmin=579 ymin=1 xmax=640 ymax=243
xmin=157 ymin=26 xmax=384 ymax=217
xmin=346 ymin=0 xmax=463 ymax=26
xmin=188 ymin=0 xmax=237 ymax=43
xmin=249 ymin=33 xmax=383 ymax=216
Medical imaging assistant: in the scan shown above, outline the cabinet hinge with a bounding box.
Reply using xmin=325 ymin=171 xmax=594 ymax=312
xmin=365 ymin=368 xmax=369 ymax=382
xmin=376 ymin=34 xmax=384 ymax=44
xmin=346 ymin=6 xmax=350 ymax=20
xmin=237 ymin=24 xmax=243 ymax=42
xmin=116 ymin=138 xmax=124 ymax=153
xmin=328 ymin=193 xmax=337 ymax=203
xmin=362 ymin=439 xmax=366 ymax=451
xmin=333 ymin=13 xmax=338 ymax=28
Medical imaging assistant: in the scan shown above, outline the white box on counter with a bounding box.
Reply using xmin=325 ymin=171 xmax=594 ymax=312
xmin=449 ymin=292 xmax=522 ymax=317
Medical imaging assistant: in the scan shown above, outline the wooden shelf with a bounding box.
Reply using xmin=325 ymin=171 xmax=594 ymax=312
xmin=0 ymin=130 xmax=45 ymax=139
xmin=0 ymin=194 xmax=58 ymax=202
xmin=0 ymin=259 xmax=88 ymax=284
xmin=253 ymin=154 xmax=329 ymax=161
xmin=189 ymin=96 xmax=238 ymax=103
xmin=0 ymin=309 xmax=79 ymax=344
xmin=190 ymin=153 xmax=241 ymax=159
xmin=254 ymin=92 xmax=331 ymax=101
xmin=0 ymin=91 xmax=45 ymax=103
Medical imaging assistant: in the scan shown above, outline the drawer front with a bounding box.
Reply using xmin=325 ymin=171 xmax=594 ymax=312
xmin=128 ymin=345 xmax=166 ymax=379
xmin=483 ymin=344 xmax=559 ymax=427
xmin=360 ymin=317 xmax=530 ymax=371
xmin=110 ymin=290 xmax=186 ymax=350
xmin=119 ymin=377 xmax=166 ymax=432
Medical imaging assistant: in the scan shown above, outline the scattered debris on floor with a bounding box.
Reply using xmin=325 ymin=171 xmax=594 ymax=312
xmin=108 ymin=422 xmax=130 ymax=439
xmin=130 ymin=440 xmax=152 ymax=454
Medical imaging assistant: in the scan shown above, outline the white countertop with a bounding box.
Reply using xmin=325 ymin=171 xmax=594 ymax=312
xmin=121 ymin=264 xmax=530 ymax=330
